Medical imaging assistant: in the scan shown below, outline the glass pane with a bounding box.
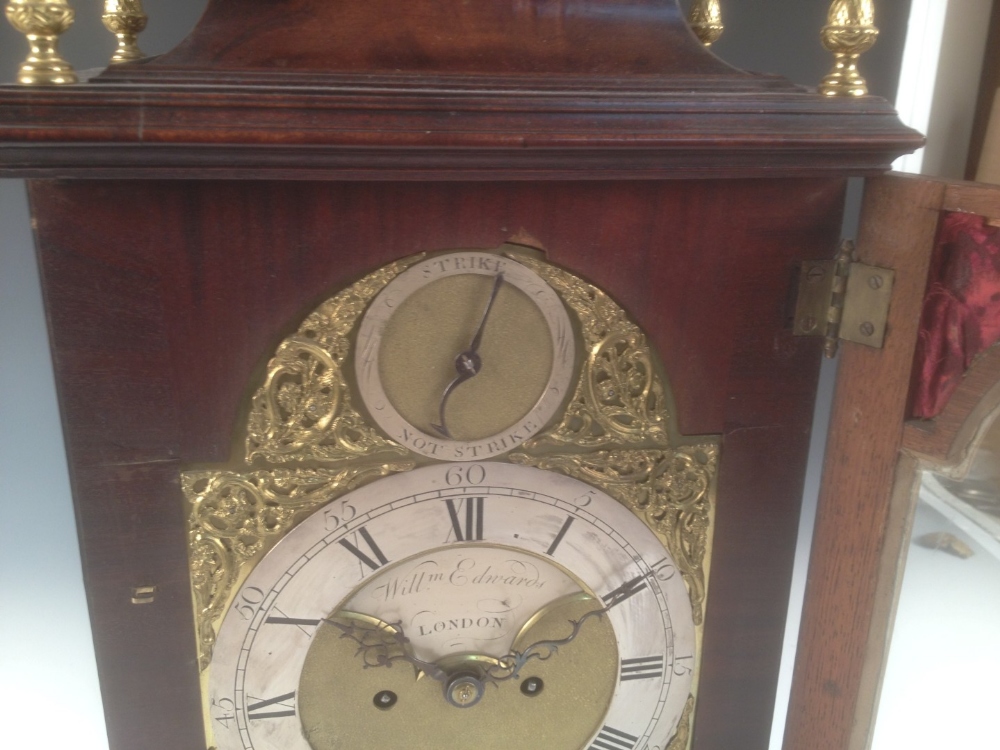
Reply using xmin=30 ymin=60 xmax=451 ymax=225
xmin=872 ymin=418 xmax=1000 ymax=748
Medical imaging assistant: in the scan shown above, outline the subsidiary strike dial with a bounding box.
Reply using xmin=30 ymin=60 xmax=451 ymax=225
xmin=355 ymin=251 xmax=575 ymax=461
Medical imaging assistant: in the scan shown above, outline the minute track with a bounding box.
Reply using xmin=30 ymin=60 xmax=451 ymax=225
xmin=208 ymin=463 xmax=692 ymax=750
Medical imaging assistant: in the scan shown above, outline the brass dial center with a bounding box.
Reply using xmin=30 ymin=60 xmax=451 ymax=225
xmin=445 ymin=673 xmax=484 ymax=708
xmin=297 ymin=593 xmax=618 ymax=750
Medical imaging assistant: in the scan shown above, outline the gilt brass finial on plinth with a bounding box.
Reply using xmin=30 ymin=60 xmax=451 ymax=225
xmin=4 ymin=0 xmax=77 ymax=85
xmin=102 ymin=0 xmax=147 ymax=63
xmin=819 ymin=0 xmax=878 ymax=97
xmin=688 ymin=0 xmax=723 ymax=47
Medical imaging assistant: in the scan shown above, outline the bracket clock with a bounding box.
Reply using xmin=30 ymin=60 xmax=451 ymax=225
xmin=0 ymin=1 xmax=922 ymax=749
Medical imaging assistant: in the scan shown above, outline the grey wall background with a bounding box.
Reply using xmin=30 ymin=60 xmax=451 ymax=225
xmin=0 ymin=4 xmax=209 ymax=748
xmin=0 ymin=3 xmax=912 ymax=748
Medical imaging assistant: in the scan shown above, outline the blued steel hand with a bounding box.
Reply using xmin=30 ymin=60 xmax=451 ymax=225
xmin=431 ymin=273 xmax=505 ymax=438
xmin=325 ymin=616 xmax=450 ymax=684
xmin=329 ymin=594 xmax=619 ymax=686
xmin=484 ymin=607 xmax=607 ymax=682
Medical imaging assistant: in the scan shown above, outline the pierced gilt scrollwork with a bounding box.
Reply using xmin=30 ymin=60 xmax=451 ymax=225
xmin=667 ymin=696 xmax=696 ymax=750
xmin=516 ymin=257 xmax=670 ymax=449
xmin=246 ymin=260 xmax=416 ymax=464
xmin=184 ymin=247 xmax=718 ymax=687
xmin=184 ymin=463 xmax=415 ymax=668
xmin=510 ymin=254 xmax=718 ymax=627
xmin=511 ymin=446 xmax=717 ymax=625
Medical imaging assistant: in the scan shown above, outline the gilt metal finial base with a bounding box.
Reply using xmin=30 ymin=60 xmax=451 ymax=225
xmin=688 ymin=0 xmax=723 ymax=47
xmin=102 ymin=0 xmax=147 ymax=63
xmin=819 ymin=0 xmax=878 ymax=97
xmin=4 ymin=0 xmax=77 ymax=85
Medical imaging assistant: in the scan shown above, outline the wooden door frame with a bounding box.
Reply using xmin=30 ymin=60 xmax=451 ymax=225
xmin=784 ymin=175 xmax=1000 ymax=749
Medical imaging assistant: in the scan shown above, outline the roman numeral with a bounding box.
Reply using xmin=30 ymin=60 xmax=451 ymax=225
xmin=601 ymin=571 xmax=652 ymax=610
xmin=338 ymin=526 xmax=390 ymax=573
xmin=246 ymin=691 xmax=296 ymax=720
xmin=620 ymin=655 xmax=665 ymax=682
xmin=445 ymin=497 xmax=485 ymax=542
xmin=545 ymin=516 xmax=575 ymax=555
xmin=589 ymin=725 xmax=638 ymax=749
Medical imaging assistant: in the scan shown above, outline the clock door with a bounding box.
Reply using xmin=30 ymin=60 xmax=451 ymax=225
xmin=784 ymin=174 xmax=1000 ymax=750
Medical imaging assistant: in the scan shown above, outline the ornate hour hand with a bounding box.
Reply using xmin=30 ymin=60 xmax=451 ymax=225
xmin=327 ymin=591 xmax=618 ymax=684
xmin=324 ymin=614 xmax=451 ymax=685
xmin=430 ymin=272 xmax=505 ymax=438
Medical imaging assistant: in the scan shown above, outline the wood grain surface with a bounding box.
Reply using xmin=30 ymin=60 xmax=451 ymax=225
xmin=0 ymin=79 xmax=921 ymax=180
xmin=783 ymin=173 xmax=944 ymax=750
xmin=151 ymin=0 xmax=723 ymax=75
xmin=30 ymin=176 xmax=845 ymax=750
xmin=0 ymin=0 xmax=921 ymax=179
xmin=10 ymin=4 xmax=924 ymax=748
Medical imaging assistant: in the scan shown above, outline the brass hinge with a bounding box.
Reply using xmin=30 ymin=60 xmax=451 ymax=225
xmin=793 ymin=239 xmax=894 ymax=358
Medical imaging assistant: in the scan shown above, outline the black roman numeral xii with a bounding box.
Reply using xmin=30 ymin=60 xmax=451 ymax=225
xmin=445 ymin=497 xmax=484 ymax=542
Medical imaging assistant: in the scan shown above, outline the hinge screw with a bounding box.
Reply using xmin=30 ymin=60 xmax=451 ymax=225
xmin=800 ymin=316 xmax=818 ymax=333
xmin=859 ymin=321 xmax=875 ymax=337
xmin=868 ymin=274 xmax=883 ymax=290
xmin=807 ymin=266 xmax=826 ymax=282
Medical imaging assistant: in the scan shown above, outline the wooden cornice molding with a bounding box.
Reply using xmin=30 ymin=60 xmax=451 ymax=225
xmin=0 ymin=0 xmax=922 ymax=179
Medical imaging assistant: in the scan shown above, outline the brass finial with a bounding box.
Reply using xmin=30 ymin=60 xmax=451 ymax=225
xmin=819 ymin=0 xmax=878 ymax=97
xmin=4 ymin=0 xmax=77 ymax=85
xmin=688 ymin=0 xmax=723 ymax=47
xmin=102 ymin=0 xmax=147 ymax=63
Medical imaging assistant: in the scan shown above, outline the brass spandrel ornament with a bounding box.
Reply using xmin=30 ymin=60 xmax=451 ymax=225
xmin=511 ymin=446 xmax=717 ymax=625
xmin=182 ymin=246 xmax=719 ymax=750
xmin=184 ymin=462 xmax=415 ymax=668
xmin=515 ymin=256 xmax=672 ymax=449
xmin=508 ymin=255 xmax=717 ymax=626
xmin=667 ymin=697 xmax=696 ymax=750
xmin=245 ymin=258 xmax=417 ymax=465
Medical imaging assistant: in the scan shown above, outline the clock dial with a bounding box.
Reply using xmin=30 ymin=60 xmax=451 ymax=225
xmin=354 ymin=249 xmax=576 ymax=460
xmin=207 ymin=463 xmax=695 ymax=750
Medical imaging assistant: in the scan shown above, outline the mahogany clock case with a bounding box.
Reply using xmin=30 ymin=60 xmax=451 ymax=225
xmin=28 ymin=176 xmax=846 ymax=749
xmin=0 ymin=2 xmax=922 ymax=748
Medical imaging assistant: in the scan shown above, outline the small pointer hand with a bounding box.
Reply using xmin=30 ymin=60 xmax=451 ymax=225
xmin=431 ymin=273 xmax=505 ymax=438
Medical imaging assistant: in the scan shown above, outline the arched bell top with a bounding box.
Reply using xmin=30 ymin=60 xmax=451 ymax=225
xmin=0 ymin=0 xmax=923 ymax=178
xmin=151 ymin=0 xmax=739 ymax=76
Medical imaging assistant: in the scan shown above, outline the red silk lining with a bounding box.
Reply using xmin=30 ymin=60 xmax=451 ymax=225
xmin=912 ymin=212 xmax=1000 ymax=419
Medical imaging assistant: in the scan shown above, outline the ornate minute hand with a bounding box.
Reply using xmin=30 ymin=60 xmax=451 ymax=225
xmin=430 ymin=272 xmax=505 ymax=439
xmin=326 ymin=608 xmax=604 ymax=688
xmin=487 ymin=572 xmax=656 ymax=681
xmin=485 ymin=607 xmax=607 ymax=682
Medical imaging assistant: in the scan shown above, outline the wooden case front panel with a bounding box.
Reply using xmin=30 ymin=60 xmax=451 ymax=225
xmin=29 ymin=178 xmax=844 ymax=749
